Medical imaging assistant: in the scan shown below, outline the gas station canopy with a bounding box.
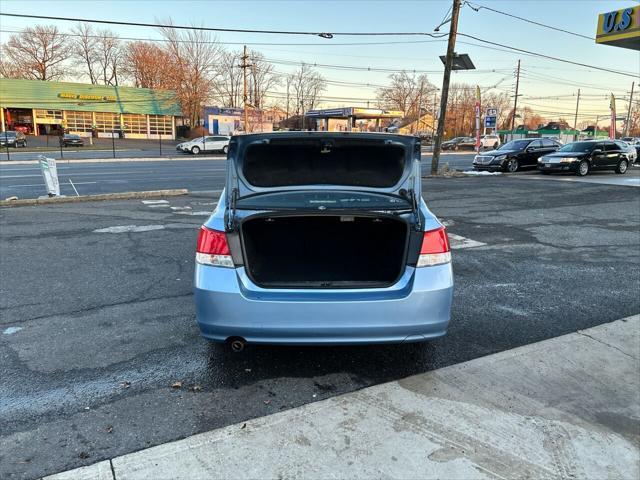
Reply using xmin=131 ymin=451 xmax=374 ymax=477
xmin=596 ymin=5 xmax=640 ymax=50
xmin=305 ymin=107 xmax=403 ymax=120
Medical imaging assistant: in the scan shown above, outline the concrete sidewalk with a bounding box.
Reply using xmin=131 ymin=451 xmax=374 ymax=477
xmin=47 ymin=316 xmax=640 ymax=480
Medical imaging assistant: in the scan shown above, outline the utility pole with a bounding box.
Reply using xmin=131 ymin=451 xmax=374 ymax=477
xmin=239 ymin=45 xmax=252 ymax=133
xmin=431 ymin=0 xmax=462 ymax=175
xmin=573 ymin=88 xmax=581 ymax=140
xmin=509 ymin=59 xmax=521 ymax=137
xmin=624 ymin=81 xmax=635 ymax=137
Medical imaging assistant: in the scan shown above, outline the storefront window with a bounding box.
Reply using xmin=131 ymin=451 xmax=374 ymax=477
xmin=122 ymin=114 xmax=147 ymax=135
xmin=35 ymin=109 xmax=63 ymax=121
xmin=149 ymin=115 xmax=172 ymax=135
xmin=95 ymin=112 xmax=119 ymax=132
xmin=65 ymin=111 xmax=93 ymax=132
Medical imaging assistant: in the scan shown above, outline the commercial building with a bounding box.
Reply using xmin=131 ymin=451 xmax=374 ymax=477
xmin=498 ymin=127 xmax=609 ymax=144
xmin=0 ymin=78 xmax=181 ymax=139
xmin=203 ymin=106 xmax=287 ymax=134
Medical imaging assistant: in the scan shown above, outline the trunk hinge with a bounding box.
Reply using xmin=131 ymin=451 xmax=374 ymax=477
xmin=409 ymin=188 xmax=421 ymax=231
xmin=227 ymin=187 xmax=238 ymax=231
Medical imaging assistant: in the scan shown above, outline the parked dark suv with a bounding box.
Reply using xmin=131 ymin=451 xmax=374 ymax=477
xmin=473 ymin=138 xmax=562 ymax=172
xmin=538 ymin=140 xmax=634 ymax=176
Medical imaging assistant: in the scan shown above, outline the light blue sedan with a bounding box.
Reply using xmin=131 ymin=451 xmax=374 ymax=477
xmin=194 ymin=132 xmax=453 ymax=350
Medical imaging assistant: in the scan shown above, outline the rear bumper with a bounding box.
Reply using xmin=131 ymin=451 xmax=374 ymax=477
xmin=194 ymin=264 xmax=453 ymax=345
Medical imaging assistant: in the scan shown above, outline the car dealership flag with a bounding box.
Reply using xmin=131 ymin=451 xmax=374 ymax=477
xmin=475 ymin=86 xmax=481 ymax=152
xmin=610 ymin=93 xmax=616 ymax=139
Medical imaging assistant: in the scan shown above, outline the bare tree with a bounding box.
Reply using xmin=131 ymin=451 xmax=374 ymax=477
xmin=248 ymin=52 xmax=280 ymax=110
xmin=289 ymin=64 xmax=326 ymax=115
xmin=2 ymin=25 xmax=71 ymax=80
xmin=158 ymin=20 xmax=221 ymax=126
xmin=122 ymin=41 xmax=174 ymax=89
xmin=377 ymin=72 xmax=435 ymax=118
xmin=213 ymin=50 xmax=243 ymax=108
xmin=71 ymin=23 xmax=99 ymax=84
xmin=95 ymin=30 xmax=122 ymax=86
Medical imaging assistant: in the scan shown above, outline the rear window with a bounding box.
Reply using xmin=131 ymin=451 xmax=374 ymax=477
xmin=242 ymin=140 xmax=406 ymax=188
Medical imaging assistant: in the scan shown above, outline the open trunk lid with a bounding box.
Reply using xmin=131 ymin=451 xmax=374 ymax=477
xmin=226 ymin=132 xmax=422 ymax=227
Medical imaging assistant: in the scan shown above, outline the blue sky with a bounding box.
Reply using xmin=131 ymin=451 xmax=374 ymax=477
xmin=1 ymin=0 xmax=638 ymax=123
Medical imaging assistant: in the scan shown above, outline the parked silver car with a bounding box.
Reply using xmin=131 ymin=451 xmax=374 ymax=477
xmin=177 ymin=135 xmax=230 ymax=155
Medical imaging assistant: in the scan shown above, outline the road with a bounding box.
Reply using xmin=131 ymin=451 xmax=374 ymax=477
xmin=8 ymin=153 xmax=639 ymax=200
xmin=2 ymin=155 xmax=638 ymax=200
xmin=1 ymin=175 xmax=639 ymax=479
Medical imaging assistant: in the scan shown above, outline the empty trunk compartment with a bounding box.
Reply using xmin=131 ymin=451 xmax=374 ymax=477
xmin=241 ymin=215 xmax=408 ymax=288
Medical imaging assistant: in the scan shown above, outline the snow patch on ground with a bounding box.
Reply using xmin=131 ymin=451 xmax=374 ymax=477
xmin=3 ymin=327 xmax=23 ymax=335
xmin=463 ymin=170 xmax=502 ymax=176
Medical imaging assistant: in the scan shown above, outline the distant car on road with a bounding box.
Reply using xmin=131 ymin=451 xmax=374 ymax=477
xmin=60 ymin=133 xmax=84 ymax=147
xmin=538 ymin=140 xmax=633 ymax=176
xmin=473 ymin=137 xmax=562 ymax=172
xmin=441 ymin=136 xmax=475 ymax=151
xmin=479 ymin=134 xmax=500 ymax=149
xmin=0 ymin=130 xmax=27 ymax=148
xmin=194 ymin=132 xmax=453 ymax=349
xmin=177 ymin=135 xmax=230 ymax=155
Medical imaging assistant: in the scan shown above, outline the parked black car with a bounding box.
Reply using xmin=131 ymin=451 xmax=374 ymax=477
xmin=60 ymin=133 xmax=84 ymax=147
xmin=473 ymin=138 xmax=562 ymax=172
xmin=538 ymin=140 xmax=633 ymax=176
xmin=0 ymin=130 xmax=27 ymax=147
xmin=441 ymin=136 xmax=475 ymax=151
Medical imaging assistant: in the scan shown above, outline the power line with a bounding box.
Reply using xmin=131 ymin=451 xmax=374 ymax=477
xmin=457 ymin=33 xmax=638 ymax=79
xmin=464 ymin=1 xmax=593 ymax=40
xmin=0 ymin=27 xmax=447 ymax=47
xmin=0 ymin=13 xmax=448 ymax=38
xmin=1 ymin=15 xmax=636 ymax=79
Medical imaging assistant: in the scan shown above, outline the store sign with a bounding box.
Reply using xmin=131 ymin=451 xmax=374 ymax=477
xmin=57 ymin=92 xmax=117 ymax=102
xmin=596 ymin=6 xmax=640 ymax=50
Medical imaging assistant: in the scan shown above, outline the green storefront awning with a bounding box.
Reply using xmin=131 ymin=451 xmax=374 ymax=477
xmin=0 ymin=78 xmax=182 ymax=116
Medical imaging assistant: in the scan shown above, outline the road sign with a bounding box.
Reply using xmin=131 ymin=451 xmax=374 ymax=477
xmin=486 ymin=108 xmax=498 ymax=116
xmin=39 ymin=155 xmax=60 ymax=197
xmin=485 ymin=116 xmax=497 ymax=128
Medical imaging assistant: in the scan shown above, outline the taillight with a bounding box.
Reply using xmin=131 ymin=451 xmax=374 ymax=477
xmin=196 ymin=226 xmax=234 ymax=268
xmin=417 ymin=226 xmax=451 ymax=267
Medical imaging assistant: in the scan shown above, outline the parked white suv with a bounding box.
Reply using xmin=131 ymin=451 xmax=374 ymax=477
xmin=177 ymin=135 xmax=230 ymax=155
xmin=479 ymin=135 xmax=500 ymax=149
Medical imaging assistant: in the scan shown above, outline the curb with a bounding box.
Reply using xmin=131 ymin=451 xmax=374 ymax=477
xmin=0 ymin=189 xmax=189 ymax=207
xmin=0 ymin=156 xmax=225 ymax=166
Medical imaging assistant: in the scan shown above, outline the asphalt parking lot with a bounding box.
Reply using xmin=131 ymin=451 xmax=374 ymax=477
xmin=1 ymin=174 xmax=639 ymax=479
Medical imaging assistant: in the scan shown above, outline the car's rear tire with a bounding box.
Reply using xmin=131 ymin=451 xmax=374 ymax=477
xmin=615 ymin=159 xmax=628 ymax=174
xmin=454 ymin=145 xmax=459 ymax=151
xmin=222 ymin=145 xmax=228 ymax=154
xmin=577 ymin=160 xmax=589 ymax=176
xmin=191 ymin=146 xmax=200 ymax=155
xmin=504 ymin=158 xmax=519 ymax=173
xmin=493 ymin=142 xmax=498 ymax=149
